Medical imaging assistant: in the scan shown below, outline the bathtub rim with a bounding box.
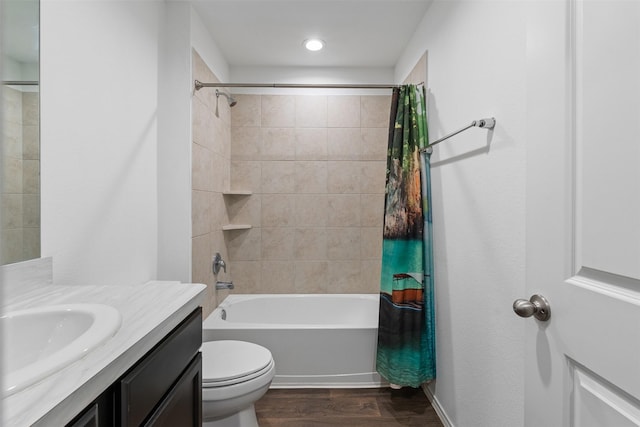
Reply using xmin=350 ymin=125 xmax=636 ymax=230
xmin=204 ymin=293 xmax=380 ymax=330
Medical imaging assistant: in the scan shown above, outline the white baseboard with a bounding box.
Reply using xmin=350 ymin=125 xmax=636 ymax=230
xmin=422 ymin=384 xmax=454 ymax=427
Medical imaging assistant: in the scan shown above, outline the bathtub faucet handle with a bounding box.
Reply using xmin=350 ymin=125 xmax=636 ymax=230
xmin=213 ymin=252 xmax=226 ymax=275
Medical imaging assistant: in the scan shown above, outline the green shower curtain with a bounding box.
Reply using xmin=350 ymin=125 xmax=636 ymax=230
xmin=376 ymin=84 xmax=436 ymax=387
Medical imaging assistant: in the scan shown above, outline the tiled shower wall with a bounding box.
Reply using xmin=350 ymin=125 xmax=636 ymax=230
xmin=191 ymin=50 xmax=232 ymax=317
xmin=1 ymin=87 xmax=40 ymax=264
xmin=227 ymin=93 xmax=391 ymax=294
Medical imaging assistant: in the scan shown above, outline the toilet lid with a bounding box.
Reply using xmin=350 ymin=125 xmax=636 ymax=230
xmin=201 ymin=340 xmax=273 ymax=386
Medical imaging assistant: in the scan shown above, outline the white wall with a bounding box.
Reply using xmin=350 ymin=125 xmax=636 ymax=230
xmin=41 ymin=0 xmax=161 ymax=286
xmin=156 ymin=3 xmax=231 ymax=283
xmin=157 ymin=1 xmax=192 ymax=282
xmin=396 ymin=2 xmax=526 ymax=426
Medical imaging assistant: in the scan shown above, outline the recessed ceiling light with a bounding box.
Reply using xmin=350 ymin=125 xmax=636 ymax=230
xmin=304 ymin=39 xmax=325 ymax=52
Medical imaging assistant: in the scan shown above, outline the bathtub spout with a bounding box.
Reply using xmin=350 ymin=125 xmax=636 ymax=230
xmin=215 ymin=280 xmax=234 ymax=290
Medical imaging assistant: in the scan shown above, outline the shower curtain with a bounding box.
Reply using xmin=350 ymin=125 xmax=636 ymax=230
xmin=376 ymin=84 xmax=436 ymax=387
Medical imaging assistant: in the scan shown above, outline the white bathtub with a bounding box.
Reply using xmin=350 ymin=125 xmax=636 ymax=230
xmin=202 ymin=294 xmax=386 ymax=388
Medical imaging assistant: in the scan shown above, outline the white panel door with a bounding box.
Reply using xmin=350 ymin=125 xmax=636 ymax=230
xmin=524 ymin=1 xmax=640 ymax=426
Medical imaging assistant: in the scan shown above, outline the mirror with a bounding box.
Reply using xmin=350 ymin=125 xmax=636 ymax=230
xmin=1 ymin=0 xmax=40 ymax=265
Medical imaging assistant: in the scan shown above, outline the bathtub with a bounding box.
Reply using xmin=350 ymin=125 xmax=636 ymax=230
xmin=202 ymin=294 xmax=386 ymax=388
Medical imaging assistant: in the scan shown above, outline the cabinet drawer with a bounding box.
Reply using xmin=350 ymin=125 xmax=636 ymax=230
xmin=119 ymin=308 xmax=202 ymax=426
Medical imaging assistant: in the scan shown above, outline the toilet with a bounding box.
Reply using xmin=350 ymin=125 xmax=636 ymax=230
xmin=201 ymin=340 xmax=275 ymax=427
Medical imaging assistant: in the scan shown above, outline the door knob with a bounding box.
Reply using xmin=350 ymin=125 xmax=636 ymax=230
xmin=513 ymin=294 xmax=551 ymax=321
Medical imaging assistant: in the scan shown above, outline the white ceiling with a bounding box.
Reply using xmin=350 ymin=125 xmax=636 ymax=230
xmin=190 ymin=0 xmax=432 ymax=68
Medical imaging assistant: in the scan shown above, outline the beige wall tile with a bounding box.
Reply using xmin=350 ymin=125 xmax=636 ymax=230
xmin=231 ymin=95 xmax=261 ymax=127
xmin=210 ymin=230 xmax=228 ymax=260
xmin=327 ymin=128 xmax=361 ymax=160
xmin=193 ymin=96 xmax=214 ymax=149
xmin=229 ymin=261 xmax=262 ymax=293
xmin=3 ymin=157 xmax=23 ymax=193
xmin=217 ymin=94 xmax=232 ymax=126
xmin=3 ymin=122 xmax=22 ymax=159
xmin=327 ymin=194 xmax=361 ymax=227
xmin=360 ymin=260 xmax=382 ymax=293
xmin=361 ymin=194 xmax=384 ymax=227
xmin=327 ymin=227 xmax=361 ymax=260
xmin=261 ymin=95 xmax=295 ymax=128
xmin=327 ymin=161 xmax=360 ymax=194
xmin=226 ymin=228 xmax=261 ymax=261
xmin=360 ymin=161 xmax=386 ymax=194
xmin=211 ymin=192 xmax=229 ymax=230
xmin=295 ymin=128 xmax=327 ymax=160
xmin=261 ymin=161 xmax=295 ymax=193
xmin=222 ymin=94 xmax=392 ymax=294
xmin=212 ymin=153 xmax=229 ymax=192
xmin=361 ymin=95 xmax=391 ymax=128
xmin=294 ymin=228 xmax=327 ymax=260
xmin=361 ymin=227 xmax=383 ymax=260
xmin=294 ymin=194 xmax=327 ymax=227
xmin=295 ymin=161 xmax=327 ymax=193
xmin=361 ymin=128 xmax=387 ymax=161
xmin=0 ymin=229 xmax=23 ymax=264
xmin=231 ymin=127 xmax=261 ymax=160
xmin=261 ymin=261 xmax=295 ymax=293
xmin=23 ymin=194 xmax=40 ymax=228
xmin=212 ymin=115 xmax=228 ymax=156
xmin=192 ymin=49 xmax=215 ymax=105
xmin=22 ymin=93 xmax=39 ymax=126
xmin=22 ymin=227 xmax=40 ymax=261
xmin=328 ymin=96 xmax=360 ymax=128
xmin=230 ymin=161 xmax=261 ymax=193
xmin=192 ymin=234 xmax=213 ymax=286
xmin=262 ymin=227 xmax=295 ymax=260
xmin=327 ymin=261 xmax=362 ymax=293
xmin=2 ymin=87 xmax=22 ymax=124
xmin=192 ymin=190 xmax=212 ymax=237
xmin=23 ymin=126 xmax=39 ymax=160
xmin=262 ymin=128 xmax=295 ymax=160
xmin=294 ymin=261 xmax=328 ymax=293
xmin=192 ymin=143 xmax=213 ymax=192
xmin=2 ymin=194 xmax=23 ymax=229
xmin=295 ymin=96 xmax=327 ymax=128
xmin=22 ymin=160 xmax=39 ymax=194
xmin=261 ymin=194 xmax=295 ymax=227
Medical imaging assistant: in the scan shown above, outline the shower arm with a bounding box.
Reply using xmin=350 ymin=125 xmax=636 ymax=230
xmin=421 ymin=118 xmax=496 ymax=152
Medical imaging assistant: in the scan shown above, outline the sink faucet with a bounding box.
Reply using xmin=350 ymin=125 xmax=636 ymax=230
xmin=215 ymin=281 xmax=234 ymax=290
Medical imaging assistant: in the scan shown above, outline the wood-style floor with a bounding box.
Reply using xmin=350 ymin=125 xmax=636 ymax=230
xmin=255 ymin=387 xmax=444 ymax=427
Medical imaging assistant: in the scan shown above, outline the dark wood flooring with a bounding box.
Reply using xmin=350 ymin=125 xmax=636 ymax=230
xmin=255 ymin=387 xmax=444 ymax=426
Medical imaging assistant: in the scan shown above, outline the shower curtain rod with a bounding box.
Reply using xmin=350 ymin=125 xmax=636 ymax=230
xmin=194 ymin=80 xmax=421 ymax=90
xmin=421 ymin=118 xmax=496 ymax=152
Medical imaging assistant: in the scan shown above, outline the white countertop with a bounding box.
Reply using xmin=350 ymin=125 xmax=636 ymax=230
xmin=2 ymin=281 xmax=206 ymax=427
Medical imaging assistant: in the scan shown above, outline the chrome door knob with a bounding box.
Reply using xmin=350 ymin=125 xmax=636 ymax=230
xmin=513 ymin=294 xmax=551 ymax=321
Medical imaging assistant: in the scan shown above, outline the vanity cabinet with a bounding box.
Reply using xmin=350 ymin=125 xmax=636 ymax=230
xmin=66 ymin=308 xmax=202 ymax=427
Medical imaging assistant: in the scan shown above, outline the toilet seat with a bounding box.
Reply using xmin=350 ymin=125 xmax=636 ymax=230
xmin=201 ymin=340 xmax=274 ymax=388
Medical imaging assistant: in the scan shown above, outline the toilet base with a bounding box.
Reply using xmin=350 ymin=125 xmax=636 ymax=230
xmin=203 ymin=404 xmax=259 ymax=427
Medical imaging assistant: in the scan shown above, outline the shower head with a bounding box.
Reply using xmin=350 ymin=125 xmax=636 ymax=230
xmin=216 ymin=89 xmax=237 ymax=107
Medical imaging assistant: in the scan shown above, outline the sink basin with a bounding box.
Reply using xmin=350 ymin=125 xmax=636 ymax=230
xmin=1 ymin=304 xmax=122 ymax=396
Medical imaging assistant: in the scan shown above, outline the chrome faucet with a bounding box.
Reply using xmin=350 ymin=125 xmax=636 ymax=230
xmin=215 ymin=281 xmax=234 ymax=290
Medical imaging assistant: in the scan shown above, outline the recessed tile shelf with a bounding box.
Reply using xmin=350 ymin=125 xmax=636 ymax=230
xmin=222 ymin=190 xmax=252 ymax=196
xmin=222 ymin=191 xmax=252 ymax=231
xmin=222 ymin=224 xmax=252 ymax=231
